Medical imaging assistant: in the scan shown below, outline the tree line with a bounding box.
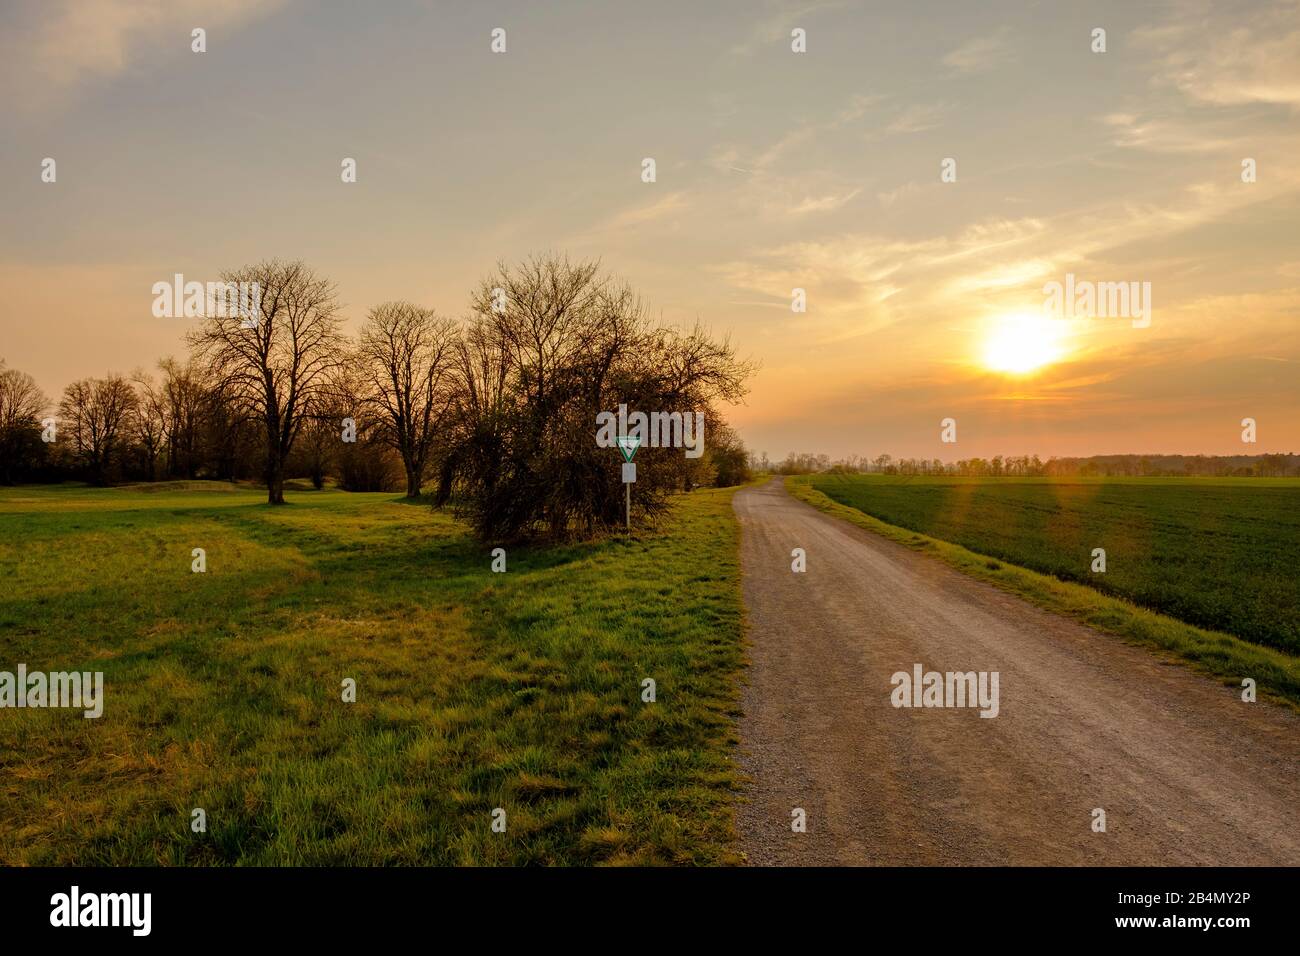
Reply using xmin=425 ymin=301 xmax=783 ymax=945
xmin=754 ymin=451 xmax=1298 ymax=477
xmin=0 ymin=255 xmax=755 ymax=540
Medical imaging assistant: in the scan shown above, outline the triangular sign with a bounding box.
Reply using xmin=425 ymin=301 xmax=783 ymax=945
xmin=617 ymin=435 xmax=641 ymax=462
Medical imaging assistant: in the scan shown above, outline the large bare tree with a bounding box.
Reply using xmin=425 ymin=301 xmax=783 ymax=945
xmin=57 ymin=374 xmax=138 ymax=485
xmin=0 ymin=360 xmax=50 ymax=484
xmin=187 ymin=260 xmax=343 ymax=504
xmin=358 ymin=302 xmax=458 ymax=497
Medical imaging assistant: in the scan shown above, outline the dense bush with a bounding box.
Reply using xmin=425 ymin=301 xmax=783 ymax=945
xmin=438 ymin=255 xmax=754 ymax=540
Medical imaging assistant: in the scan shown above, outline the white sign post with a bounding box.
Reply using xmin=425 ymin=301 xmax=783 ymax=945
xmin=617 ymin=435 xmax=641 ymax=530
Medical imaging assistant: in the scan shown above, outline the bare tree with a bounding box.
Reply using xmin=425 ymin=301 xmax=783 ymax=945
xmin=187 ymin=260 xmax=343 ymax=504
xmin=292 ymin=364 xmax=352 ymax=490
xmin=358 ymin=302 xmax=459 ymax=497
xmin=131 ymin=370 xmax=166 ymax=481
xmin=704 ymin=421 xmax=751 ymax=487
xmin=57 ymin=374 xmax=137 ymax=485
xmin=0 ymin=360 xmax=50 ymax=484
xmin=329 ymin=360 xmax=402 ymax=492
xmin=157 ymin=357 xmax=210 ymax=479
xmin=203 ymin=382 xmax=257 ymax=482
xmin=433 ymin=312 xmax=513 ymax=507
xmin=442 ymin=254 xmax=755 ymax=540
xmin=295 ymin=416 xmax=333 ymax=490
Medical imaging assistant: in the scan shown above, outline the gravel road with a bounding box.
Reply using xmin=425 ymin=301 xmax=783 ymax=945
xmin=733 ymin=477 xmax=1300 ymax=865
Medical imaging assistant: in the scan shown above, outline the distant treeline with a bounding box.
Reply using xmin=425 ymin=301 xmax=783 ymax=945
xmin=0 ymin=255 xmax=755 ymax=539
xmin=756 ymin=452 xmax=1298 ymax=478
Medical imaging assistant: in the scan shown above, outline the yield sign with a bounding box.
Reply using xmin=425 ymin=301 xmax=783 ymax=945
xmin=617 ymin=435 xmax=641 ymax=462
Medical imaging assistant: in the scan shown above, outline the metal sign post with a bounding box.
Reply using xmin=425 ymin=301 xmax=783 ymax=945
xmin=617 ymin=436 xmax=641 ymax=530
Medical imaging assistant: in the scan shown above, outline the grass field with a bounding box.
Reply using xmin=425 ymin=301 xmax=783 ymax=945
xmin=807 ymin=475 xmax=1300 ymax=655
xmin=0 ymin=482 xmax=745 ymax=865
xmin=786 ymin=474 xmax=1300 ymax=709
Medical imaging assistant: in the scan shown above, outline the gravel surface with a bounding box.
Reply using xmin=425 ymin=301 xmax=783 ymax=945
xmin=733 ymin=477 xmax=1300 ymax=865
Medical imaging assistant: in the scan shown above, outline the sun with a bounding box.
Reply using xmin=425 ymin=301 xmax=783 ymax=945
xmin=981 ymin=312 xmax=1066 ymax=375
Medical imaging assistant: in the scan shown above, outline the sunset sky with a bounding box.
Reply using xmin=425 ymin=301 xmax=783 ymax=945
xmin=2 ymin=0 xmax=1298 ymax=460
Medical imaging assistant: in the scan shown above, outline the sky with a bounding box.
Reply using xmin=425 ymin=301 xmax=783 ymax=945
xmin=2 ymin=0 xmax=1298 ymax=461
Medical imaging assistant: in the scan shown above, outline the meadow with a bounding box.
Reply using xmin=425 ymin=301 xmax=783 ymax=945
xmin=806 ymin=474 xmax=1300 ymax=656
xmin=0 ymin=482 xmax=745 ymax=865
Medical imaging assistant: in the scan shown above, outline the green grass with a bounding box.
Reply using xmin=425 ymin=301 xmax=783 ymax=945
xmin=806 ymin=474 xmax=1300 ymax=655
xmin=788 ymin=475 xmax=1300 ymax=709
xmin=0 ymin=482 xmax=745 ymax=865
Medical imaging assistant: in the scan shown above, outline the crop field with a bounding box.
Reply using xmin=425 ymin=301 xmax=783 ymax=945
xmin=0 ymin=483 xmax=745 ymax=865
xmin=807 ymin=475 xmax=1300 ymax=656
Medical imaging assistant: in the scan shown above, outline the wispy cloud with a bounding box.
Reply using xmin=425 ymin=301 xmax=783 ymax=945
xmin=1133 ymin=1 xmax=1300 ymax=106
xmin=942 ymin=29 xmax=1015 ymax=74
xmin=876 ymin=181 xmax=921 ymax=207
xmin=730 ymin=0 xmax=846 ymax=56
xmin=882 ymin=102 xmax=950 ymax=136
xmin=0 ymin=0 xmax=285 ymax=112
xmin=789 ymin=189 xmax=861 ymax=214
xmin=605 ymin=192 xmax=690 ymax=229
xmin=1098 ymin=112 xmax=1235 ymax=153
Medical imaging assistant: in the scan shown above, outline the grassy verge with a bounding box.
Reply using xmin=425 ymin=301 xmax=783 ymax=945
xmin=0 ymin=483 xmax=745 ymax=865
xmin=785 ymin=476 xmax=1300 ymax=711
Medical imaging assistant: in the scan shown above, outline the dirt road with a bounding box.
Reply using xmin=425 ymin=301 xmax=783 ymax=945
xmin=733 ymin=478 xmax=1300 ymax=865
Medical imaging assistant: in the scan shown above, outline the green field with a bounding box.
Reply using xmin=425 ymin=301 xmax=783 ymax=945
xmin=807 ymin=475 xmax=1300 ymax=655
xmin=0 ymin=483 xmax=745 ymax=865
